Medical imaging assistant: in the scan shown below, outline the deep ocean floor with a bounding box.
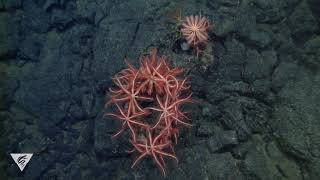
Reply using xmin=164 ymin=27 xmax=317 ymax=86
xmin=0 ymin=0 xmax=320 ymax=179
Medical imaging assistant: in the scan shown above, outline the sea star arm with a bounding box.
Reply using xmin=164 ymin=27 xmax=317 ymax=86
xmin=111 ymin=121 xmax=126 ymax=139
xmin=131 ymin=151 xmax=149 ymax=168
xmin=168 ymin=93 xmax=193 ymax=109
xmin=171 ymin=115 xmax=192 ymax=127
xmin=154 ymin=149 xmax=178 ymax=163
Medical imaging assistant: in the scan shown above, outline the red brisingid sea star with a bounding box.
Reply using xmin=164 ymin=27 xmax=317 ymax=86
xmin=108 ymin=72 xmax=153 ymax=114
xmin=105 ymin=48 xmax=193 ymax=176
xmin=148 ymin=93 xmax=192 ymax=130
xmin=130 ymin=128 xmax=178 ymax=176
xmin=138 ymin=49 xmax=184 ymax=95
xmin=105 ymin=102 xmax=150 ymax=141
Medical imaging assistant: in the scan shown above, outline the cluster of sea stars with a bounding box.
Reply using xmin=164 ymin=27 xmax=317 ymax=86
xmin=105 ymin=48 xmax=193 ymax=176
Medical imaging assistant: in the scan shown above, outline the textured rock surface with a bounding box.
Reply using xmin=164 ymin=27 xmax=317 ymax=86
xmin=0 ymin=0 xmax=319 ymax=179
xmin=272 ymin=69 xmax=320 ymax=180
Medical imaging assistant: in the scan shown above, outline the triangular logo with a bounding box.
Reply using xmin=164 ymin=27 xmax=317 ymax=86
xmin=10 ymin=153 xmax=33 ymax=172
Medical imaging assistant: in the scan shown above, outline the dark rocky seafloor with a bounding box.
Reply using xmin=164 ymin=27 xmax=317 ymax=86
xmin=0 ymin=0 xmax=319 ymax=179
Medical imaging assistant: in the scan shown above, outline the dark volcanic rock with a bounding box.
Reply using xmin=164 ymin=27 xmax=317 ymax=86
xmin=177 ymin=145 xmax=245 ymax=180
xmin=243 ymin=49 xmax=277 ymax=82
xmin=241 ymin=135 xmax=302 ymax=180
xmin=207 ymin=130 xmax=238 ymax=153
xmin=94 ymin=110 xmax=129 ymax=159
xmin=220 ymin=96 xmax=270 ymax=141
xmin=307 ymin=0 xmax=320 ymax=21
xmin=196 ymin=121 xmax=216 ymax=137
xmin=18 ymin=33 xmax=44 ymax=61
xmin=271 ymin=61 xmax=298 ymax=91
xmin=1 ymin=0 xmax=318 ymax=179
xmin=303 ymin=36 xmax=320 ymax=69
xmin=207 ymin=0 xmax=239 ymax=36
xmin=1 ymin=0 xmax=22 ymax=10
xmin=0 ymin=12 xmax=20 ymax=58
xmin=243 ymin=28 xmax=273 ymax=49
xmin=253 ymin=0 xmax=286 ymax=23
xmin=288 ymin=1 xmax=318 ymax=42
xmin=215 ymin=37 xmax=246 ymax=82
xmin=271 ymin=68 xmax=320 ymax=179
xmin=50 ymin=8 xmax=74 ymax=31
xmin=22 ymin=0 xmax=51 ymax=33
xmin=0 ymin=75 xmax=18 ymax=110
